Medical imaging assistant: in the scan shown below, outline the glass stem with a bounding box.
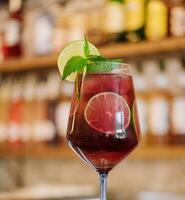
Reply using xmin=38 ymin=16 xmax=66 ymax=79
xmin=99 ymin=173 xmax=108 ymax=200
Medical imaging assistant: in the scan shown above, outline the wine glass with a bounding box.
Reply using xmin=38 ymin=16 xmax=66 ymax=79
xmin=66 ymin=62 xmax=141 ymax=200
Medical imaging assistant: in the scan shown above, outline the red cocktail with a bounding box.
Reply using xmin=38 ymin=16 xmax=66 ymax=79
xmin=67 ymin=66 xmax=141 ymax=174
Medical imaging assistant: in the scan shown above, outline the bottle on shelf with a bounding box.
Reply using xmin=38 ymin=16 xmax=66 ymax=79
xmin=33 ymin=74 xmax=55 ymax=143
xmin=32 ymin=6 xmax=54 ymax=56
xmin=145 ymin=0 xmax=168 ymax=41
xmin=164 ymin=57 xmax=182 ymax=93
xmin=125 ymin=0 xmax=146 ymax=42
xmin=170 ymin=60 xmax=185 ymax=144
xmin=47 ymin=99 xmax=59 ymax=146
xmin=56 ymin=77 xmax=73 ymax=139
xmin=3 ymin=0 xmax=23 ymax=58
xmin=143 ymin=60 xmax=171 ymax=144
xmin=46 ymin=71 xmax=61 ymax=145
xmin=21 ymin=73 xmax=37 ymax=144
xmin=102 ymin=0 xmax=126 ymax=43
xmin=22 ymin=0 xmax=40 ymax=57
xmin=8 ymin=77 xmax=23 ymax=146
xmin=168 ymin=0 xmax=185 ymax=37
xmin=56 ymin=100 xmax=71 ymax=139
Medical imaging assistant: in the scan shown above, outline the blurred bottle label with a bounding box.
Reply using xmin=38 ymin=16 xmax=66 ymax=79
xmin=56 ymin=102 xmax=70 ymax=137
xmin=146 ymin=0 xmax=168 ymax=41
xmin=47 ymin=72 xmax=61 ymax=100
xmin=126 ymin=0 xmax=145 ymax=31
xmin=20 ymin=122 xmax=31 ymax=142
xmin=9 ymin=122 xmax=21 ymax=142
xmin=103 ymin=1 xmax=125 ymax=33
xmin=33 ymin=14 xmax=53 ymax=55
xmin=172 ymin=97 xmax=185 ymax=134
xmin=137 ymin=98 xmax=148 ymax=135
xmin=149 ymin=98 xmax=169 ymax=135
xmin=170 ymin=6 xmax=185 ymax=37
xmin=33 ymin=120 xmax=55 ymax=142
xmin=4 ymin=19 xmax=21 ymax=46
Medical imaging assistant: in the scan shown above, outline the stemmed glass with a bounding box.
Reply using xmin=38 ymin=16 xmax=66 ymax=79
xmin=66 ymin=62 xmax=141 ymax=200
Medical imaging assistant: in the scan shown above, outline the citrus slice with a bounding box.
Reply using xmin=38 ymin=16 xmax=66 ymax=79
xmin=84 ymin=92 xmax=131 ymax=134
xmin=58 ymin=40 xmax=100 ymax=81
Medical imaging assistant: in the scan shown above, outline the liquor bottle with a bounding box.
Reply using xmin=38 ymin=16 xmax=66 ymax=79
xmin=8 ymin=78 xmax=23 ymax=146
xmin=145 ymin=0 xmax=168 ymax=41
xmin=164 ymin=57 xmax=182 ymax=93
xmin=56 ymin=100 xmax=71 ymax=139
xmin=47 ymin=100 xmax=58 ymax=145
xmin=142 ymin=60 xmax=160 ymax=88
xmin=125 ymin=0 xmax=146 ymax=42
xmin=102 ymin=0 xmax=126 ymax=43
xmin=169 ymin=0 xmax=185 ymax=37
xmin=21 ymin=74 xmax=37 ymax=143
xmin=47 ymin=71 xmax=61 ymax=145
xmin=22 ymin=0 xmax=38 ymax=57
xmin=3 ymin=0 xmax=23 ymax=58
xmin=147 ymin=62 xmax=171 ymax=144
xmin=33 ymin=8 xmax=54 ymax=56
xmin=33 ymin=74 xmax=55 ymax=143
xmin=170 ymin=60 xmax=185 ymax=144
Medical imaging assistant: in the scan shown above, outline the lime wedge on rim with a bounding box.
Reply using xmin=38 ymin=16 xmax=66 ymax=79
xmin=57 ymin=40 xmax=100 ymax=82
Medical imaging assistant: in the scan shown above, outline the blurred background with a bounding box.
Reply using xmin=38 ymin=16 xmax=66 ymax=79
xmin=0 ymin=0 xmax=185 ymax=199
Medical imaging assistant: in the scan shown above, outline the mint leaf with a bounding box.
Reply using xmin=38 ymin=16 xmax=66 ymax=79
xmin=87 ymin=55 xmax=107 ymax=62
xmin=84 ymin=35 xmax=90 ymax=57
xmin=87 ymin=61 xmax=120 ymax=73
xmin=62 ymin=56 xmax=87 ymax=80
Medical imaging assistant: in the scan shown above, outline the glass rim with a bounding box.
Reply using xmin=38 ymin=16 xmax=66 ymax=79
xmin=91 ymin=61 xmax=130 ymax=66
xmin=86 ymin=61 xmax=131 ymax=75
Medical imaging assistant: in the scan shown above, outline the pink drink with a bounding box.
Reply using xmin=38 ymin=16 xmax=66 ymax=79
xmin=67 ymin=73 xmax=141 ymax=173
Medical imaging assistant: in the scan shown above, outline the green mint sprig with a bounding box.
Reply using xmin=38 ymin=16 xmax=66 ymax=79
xmin=62 ymin=56 xmax=87 ymax=80
xmin=62 ymin=37 xmax=123 ymax=80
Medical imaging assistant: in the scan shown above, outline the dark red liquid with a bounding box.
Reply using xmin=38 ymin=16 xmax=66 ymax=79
xmin=67 ymin=73 xmax=141 ymax=173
